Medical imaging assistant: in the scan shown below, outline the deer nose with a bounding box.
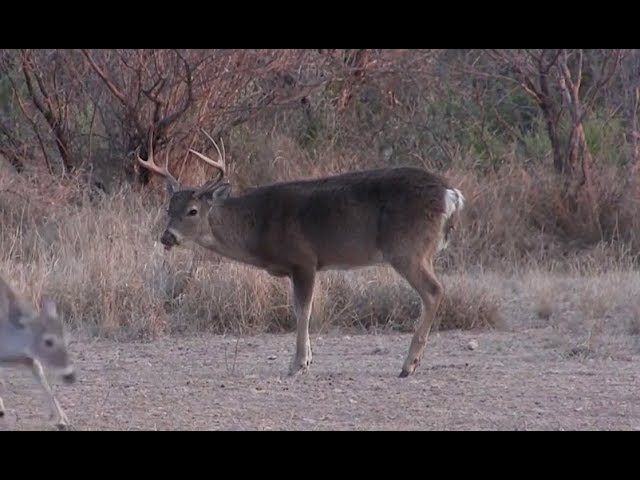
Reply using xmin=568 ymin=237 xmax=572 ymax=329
xmin=62 ymin=372 xmax=76 ymax=385
xmin=160 ymin=230 xmax=177 ymax=248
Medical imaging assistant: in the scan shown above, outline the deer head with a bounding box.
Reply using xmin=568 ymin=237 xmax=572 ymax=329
xmin=136 ymin=129 xmax=229 ymax=251
xmin=31 ymin=297 xmax=76 ymax=384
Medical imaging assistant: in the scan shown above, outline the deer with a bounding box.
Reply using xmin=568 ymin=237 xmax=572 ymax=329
xmin=136 ymin=129 xmax=465 ymax=378
xmin=0 ymin=274 xmax=76 ymax=430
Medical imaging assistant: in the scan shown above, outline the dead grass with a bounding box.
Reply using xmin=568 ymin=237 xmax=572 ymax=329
xmin=1 ymin=175 xmax=504 ymax=339
xmin=437 ymin=275 xmax=504 ymax=331
xmin=439 ymin=160 xmax=640 ymax=271
xmin=522 ymin=268 xmax=640 ymax=357
xmin=2 ymin=145 xmax=639 ymax=341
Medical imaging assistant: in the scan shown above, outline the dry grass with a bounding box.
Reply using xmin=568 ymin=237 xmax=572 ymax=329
xmin=521 ymin=268 xmax=640 ymax=358
xmin=1 ymin=174 xmax=504 ymax=339
xmin=438 ymin=161 xmax=640 ymax=271
xmin=437 ymin=275 xmax=504 ymax=331
xmin=2 ymin=145 xmax=639 ymax=342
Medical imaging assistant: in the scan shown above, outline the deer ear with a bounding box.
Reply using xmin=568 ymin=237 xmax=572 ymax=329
xmin=198 ymin=183 xmax=232 ymax=205
xmin=8 ymin=308 xmax=32 ymax=329
xmin=41 ymin=297 xmax=58 ymax=318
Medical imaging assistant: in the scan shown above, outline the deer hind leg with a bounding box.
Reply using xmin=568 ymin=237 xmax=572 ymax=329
xmin=30 ymin=358 xmax=70 ymax=430
xmin=289 ymin=267 xmax=316 ymax=376
xmin=391 ymin=256 xmax=443 ymax=378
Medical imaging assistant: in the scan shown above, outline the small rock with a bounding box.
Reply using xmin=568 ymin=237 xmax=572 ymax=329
xmin=467 ymin=340 xmax=479 ymax=351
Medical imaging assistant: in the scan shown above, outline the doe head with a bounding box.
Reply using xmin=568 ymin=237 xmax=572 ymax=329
xmin=30 ymin=297 xmax=76 ymax=384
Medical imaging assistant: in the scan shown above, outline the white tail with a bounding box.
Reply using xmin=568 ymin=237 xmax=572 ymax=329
xmin=445 ymin=188 xmax=465 ymax=218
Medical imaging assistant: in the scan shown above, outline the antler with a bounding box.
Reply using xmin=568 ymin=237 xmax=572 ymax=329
xmin=135 ymin=131 xmax=180 ymax=193
xmin=188 ymin=128 xmax=226 ymax=179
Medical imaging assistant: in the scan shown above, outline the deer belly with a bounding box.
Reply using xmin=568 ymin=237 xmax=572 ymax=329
xmin=265 ymin=265 xmax=291 ymax=277
xmin=317 ymin=249 xmax=385 ymax=271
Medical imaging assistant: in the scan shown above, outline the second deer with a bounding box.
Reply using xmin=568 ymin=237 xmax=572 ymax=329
xmin=0 ymin=275 xmax=76 ymax=430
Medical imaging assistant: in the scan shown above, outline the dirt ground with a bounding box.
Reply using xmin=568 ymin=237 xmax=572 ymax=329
xmin=1 ymin=324 xmax=639 ymax=430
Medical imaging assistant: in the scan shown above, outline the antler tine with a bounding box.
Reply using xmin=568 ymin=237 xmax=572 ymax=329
xmin=202 ymin=128 xmax=225 ymax=166
xmin=135 ymin=132 xmax=180 ymax=191
xmin=187 ymin=128 xmax=226 ymax=175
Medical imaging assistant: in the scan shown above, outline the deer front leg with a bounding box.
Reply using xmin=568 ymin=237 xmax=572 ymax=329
xmin=30 ymin=358 xmax=70 ymax=430
xmin=289 ymin=268 xmax=315 ymax=376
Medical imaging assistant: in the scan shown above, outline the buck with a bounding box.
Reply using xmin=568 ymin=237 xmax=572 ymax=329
xmin=0 ymin=275 xmax=76 ymax=430
xmin=137 ymin=129 xmax=465 ymax=378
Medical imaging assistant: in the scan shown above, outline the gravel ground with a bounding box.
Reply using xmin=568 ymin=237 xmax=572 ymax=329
xmin=1 ymin=327 xmax=639 ymax=430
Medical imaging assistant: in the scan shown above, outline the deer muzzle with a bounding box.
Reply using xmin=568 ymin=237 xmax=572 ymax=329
xmin=62 ymin=371 xmax=76 ymax=384
xmin=61 ymin=365 xmax=76 ymax=384
xmin=160 ymin=230 xmax=178 ymax=250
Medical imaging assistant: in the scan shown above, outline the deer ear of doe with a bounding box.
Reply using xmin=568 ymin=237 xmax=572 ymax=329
xmin=8 ymin=309 xmax=29 ymax=329
xmin=197 ymin=183 xmax=232 ymax=205
xmin=41 ymin=297 xmax=59 ymax=318
xmin=8 ymin=301 xmax=36 ymax=329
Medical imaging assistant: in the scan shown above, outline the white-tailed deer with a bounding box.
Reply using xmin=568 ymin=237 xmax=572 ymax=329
xmin=0 ymin=275 xmax=76 ymax=430
xmin=137 ymin=129 xmax=465 ymax=377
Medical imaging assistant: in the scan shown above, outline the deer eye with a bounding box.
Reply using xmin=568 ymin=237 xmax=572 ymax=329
xmin=44 ymin=338 xmax=54 ymax=348
xmin=188 ymin=208 xmax=198 ymax=216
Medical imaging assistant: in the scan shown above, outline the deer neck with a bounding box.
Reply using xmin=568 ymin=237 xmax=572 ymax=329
xmin=197 ymin=205 xmax=254 ymax=264
xmin=0 ymin=321 xmax=35 ymax=363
